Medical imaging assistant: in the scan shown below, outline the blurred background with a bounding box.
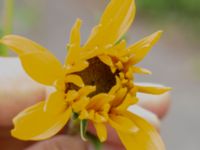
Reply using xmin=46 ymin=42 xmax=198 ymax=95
xmin=0 ymin=0 xmax=200 ymax=149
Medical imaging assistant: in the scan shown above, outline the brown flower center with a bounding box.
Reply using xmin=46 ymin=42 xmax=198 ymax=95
xmin=67 ymin=57 xmax=117 ymax=97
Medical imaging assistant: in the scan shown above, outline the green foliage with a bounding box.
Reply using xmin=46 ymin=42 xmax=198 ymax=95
xmin=137 ymin=0 xmax=200 ymax=34
xmin=137 ymin=0 xmax=200 ymax=18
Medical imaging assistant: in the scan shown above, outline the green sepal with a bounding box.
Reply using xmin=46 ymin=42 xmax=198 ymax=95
xmin=80 ymin=120 xmax=88 ymax=141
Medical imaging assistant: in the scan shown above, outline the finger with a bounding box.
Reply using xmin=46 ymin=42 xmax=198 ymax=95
xmin=0 ymin=58 xmax=46 ymax=126
xmin=0 ymin=126 xmax=33 ymax=150
xmin=88 ymin=143 xmax=123 ymax=150
xmin=138 ymin=92 xmax=171 ymax=119
xmin=26 ymin=135 xmax=87 ymax=150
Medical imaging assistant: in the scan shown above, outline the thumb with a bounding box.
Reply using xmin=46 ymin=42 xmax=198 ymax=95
xmin=26 ymin=135 xmax=87 ymax=150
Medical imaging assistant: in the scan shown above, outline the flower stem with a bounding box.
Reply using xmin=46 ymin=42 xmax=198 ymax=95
xmin=0 ymin=0 xmax=14 ymax=56
xmin=86 ymin=132 xmax=102 ymax=150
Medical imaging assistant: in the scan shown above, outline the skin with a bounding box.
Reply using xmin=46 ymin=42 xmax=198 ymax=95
xmin=0 ymin=57 xmax=171 ymax=150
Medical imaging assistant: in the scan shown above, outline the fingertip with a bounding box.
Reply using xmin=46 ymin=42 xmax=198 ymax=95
xmin=138 ymin=92 xmax=171 ymax=119
xmin=26 ymin=135 xmax=87 ymax=150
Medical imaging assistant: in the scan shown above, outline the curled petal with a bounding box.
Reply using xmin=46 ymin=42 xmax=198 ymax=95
xmin=85 ymin=0 xmax=136 ymax=48
xmin=65 ymin=61 xmax=89 ymax=74
xmin=12 ymin=102 xmax=72 ymax=141
xmin=65 ymin=75 xmax=84 ymax=87
xmin=116 ymin=111 xmax=165 ymax=150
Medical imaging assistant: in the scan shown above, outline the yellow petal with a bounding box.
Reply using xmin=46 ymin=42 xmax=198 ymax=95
xmin=116 ymin=111 xmax=165 ymax=150
xmin=66 ymin=19 xmax=82 ymax=65
xmin=127 ymin=31 xmax=163 ymax=64
xmin=94 ymin=123 xmax=107 ymax=142
xmin=72 ymin=97 xmax=90 ymax=113
xmin=0 ymin=35 xmax=49 ymax=54
xmin=98 ymin=55 xmax=116 ymax=73
xmin=109 ymin=114 xmax=138 ymax=133
xmin=65 ymin=90 xmax=78 ymax=102
xmin=44 ymin=92 xmax=67 ymax=115
xmin=78 ymin=86 xmax=96 ymax=97
xmin=132 ymin=66 xmax=152 ymax=75
xmin=12 ymin=102 xmax=72 ymax=141
xmin=98 ymin=55 xmax=114 ymax=68
xmin=87 ymin=94 xmax=113 ymax=110
xmin=94 ymin=113 xmax=107 ymax=123
xmin=0 ymin=35 xmax=64 ymax=85
xmin=20 ymin=52 xmax=64 ymax=85
xmin=85 ymin=0 xmax=135 ymax=48
xmin=79 ymin=109 xmax=89 ymax=120
xmin=135 ymin=83 xmax=171 ymax=95
xmin=65 ymin=61 xmax=89 ymax=74
xmin=65 ymin=74 xmax=84 ymax=87
xmin=110 ymin=87 xmax=127 ymax=107
xmin=109 ymin=77 xmax=121 ymax=95
xmin=117 ymin=94 xmax=138 ymax=111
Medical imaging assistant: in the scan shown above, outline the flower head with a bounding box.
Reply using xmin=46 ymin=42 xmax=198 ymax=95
xmin=0 ymin=0 xmax=170 ymax=149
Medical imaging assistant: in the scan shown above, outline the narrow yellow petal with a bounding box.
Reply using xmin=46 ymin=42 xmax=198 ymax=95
xmin=69 ymin=19 xmax=82 ymax=47
xmin=109 ymin=114 xmax=138 ymax=133
xmin=85 ymin=0 xmax=135 ymax=48
xmin=94 ymin=123 xmax=107 ymax=142
xmin=132 ymin=66 xmax=152 ymax=75
xmin=20 ymin=51 xmax=64 ymax=85
xmin=116 ymin=111 xmax=165 ymax=150
xmin=44 ymin=92 xmax=67 ymax=115
xmin=127 ymin=31 xmax=163 ymax=64
xmin=0 ymin=35 xmax=48 ymax=54
xmin=65 ymin=75 xmax=84 ymax=87
xmin=135 ymin=83 xmax=171 ymax=94
xmin=66 ymin=19 xmax=82 ymax=65
xmin=12 ymin=102 xmax=72 ymax=141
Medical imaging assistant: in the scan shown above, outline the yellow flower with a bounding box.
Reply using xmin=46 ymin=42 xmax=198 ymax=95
xmin=0 ymin=0 xmax=171 ymax=149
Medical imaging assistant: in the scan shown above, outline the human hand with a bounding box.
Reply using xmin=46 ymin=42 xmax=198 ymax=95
xmin=0 ymin=57 xmax=170 ymax=150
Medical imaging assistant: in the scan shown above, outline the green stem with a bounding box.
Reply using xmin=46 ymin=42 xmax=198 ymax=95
xmin=86 ymin=132 xmax=103 ymax=150
xmin=0 ymin=0 xmax=14 ymax=56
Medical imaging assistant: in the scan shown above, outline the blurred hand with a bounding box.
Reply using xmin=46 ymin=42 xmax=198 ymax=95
xmin=0 ymin=57 xmax=171 ymax=150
